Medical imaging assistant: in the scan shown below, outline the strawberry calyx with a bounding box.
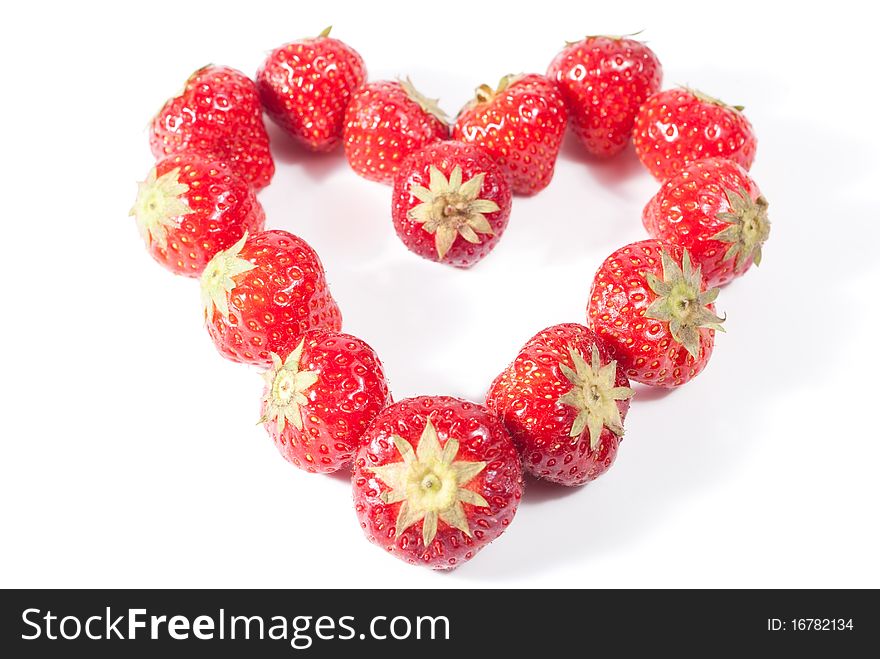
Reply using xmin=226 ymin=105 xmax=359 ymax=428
xmin=407 ymin=165 xmax=500 ymax=259
xmin=473 ymin=74 xmax=522 ymax=104
xmin=151 ymin=63 xmax=214 ymax=122
xmin=684 ymin=86 xmax=745 ymax=112
xmin=199 ymin=232 xmax=256 ymax=320
xmin=712 ymin=188 xmax=770 ymax=269
xmin=571 ymin=30 xmax=645 ymax=44
xmin=366 ymin=418 xmax=489 ymax=547
xmin=558 ymin=345 xmax=634 ymax=450
xmin=182 ymin=64 xmax=215 ymax=94
xmin=399 ymin=77 xmax=449 ymax=124
xmin=645 ymin=249 xmax=726 ymax=359
xmin=129 ymin=166 xmax=194 ymax=251
xmin=317 ymin=26 xmax=332 ymax=38
xmin=259 ymin=339 xmax=319 ymax=434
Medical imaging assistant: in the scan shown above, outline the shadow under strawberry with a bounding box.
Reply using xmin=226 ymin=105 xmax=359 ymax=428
xmin=265 ymin=121 xmax=348 ymax=183
xmin=558 ymin=133 xmax=645 ymax=189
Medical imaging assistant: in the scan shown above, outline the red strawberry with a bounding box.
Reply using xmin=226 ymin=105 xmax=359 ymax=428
xmin=257 ymin=27 xmax=367 ymax=152
xmin=487 ymin=323 xmax=634 ymax=486
xmin=633 ymin=87 xmax=757 ymax=181
xmin=642 ymin=158 xmax=770 ymax=287
xmin=200 ymin=229 xmax=342 ymax=367
xmin=343 ymin=78 xmax=450 ymax=184
xmin=129 ymin=153 xmax=265 ymax=277
xmin=353 ymin=396 xmax=522 ymax=570
xmin=587 ymin=240 xmax=725 ymax=388
xmin=547 ymin=35 xmax=662 ymax=157
xmin=259 ymin=329 xmax=391 ymax=473
xmin=150 ymin=65 xmax=274 ymax=189
xmin=391 ymin=141 xmax=512 ymax=268
xmin=452 ymin=74 xmax=567 ymax=196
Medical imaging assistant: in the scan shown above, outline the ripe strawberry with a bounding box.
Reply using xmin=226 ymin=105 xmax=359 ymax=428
xmin=391 ymin=141 xmax=511 ymax=268
xmin=200 ymin=230 xmax=342 ymax=367
xmin=129 ymin=153 xmax=265 ymax=277
xmin=259 ymin=329 xmax=391 ymax=473
xmin=633 ymin=87 xmax=757 ymax=181
xmin=150 ymin=65 xmax=274 ymax=190
xmin=643 ymin=158 xmax=770 ymax=287
xmin=547 ymin=35 xmax=662 ymax=157
xmin=343 ymin=78 xmax=450 ymax=184
xmin=257 ymin=27 xmax=366 ymax=152
xmin=487 ymin=324 xmax=633 ymax=486
xmin=587 ymin=240 xmax=725 ymax=388
xmin=452 ymin=74 xmax=567 ymax=196
xmin=353 ymin=396 xmax=522 ymax=570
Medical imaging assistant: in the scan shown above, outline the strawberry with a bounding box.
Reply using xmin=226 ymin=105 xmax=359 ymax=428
xmin=259 ymin=329 xmax=392 ymax=473
xmin=343 ymin=78 xmax=450 ymax=184
xmin=353 ymin=396 xmax=522 ymax=569
xmin=129 ymin=153 xmax=265 ymax=277
xmin=452 ymin=74 xmax=567 ymax=196
xmin=486 ymin=323 xmax=633 ymax=486
xmin=587 ymin=240 xmax=725 ymax=388
xmin=257 ymin=27 xmax=366 ymax=152
xmin=633 ymin=87 xmax=757 ymax=181
xmin=150 ymin=65 xmax=274 ymax=190
xmin=547 ymin=35 xmax=662 ymax=157
xmin=642 ymin=158 xmax=770 ymax=287
xmin=391 ymin=141 xmax=512 ymax=267
xmin=200 ymin=230 xmax=342 ymax=367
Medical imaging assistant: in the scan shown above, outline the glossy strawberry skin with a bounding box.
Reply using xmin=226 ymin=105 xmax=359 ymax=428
xmin=486 ymin=324 xmax=631 ymax=486
xmin=633 ymin=88 xmax=757 ymax=181
xmin=150 ymin=65 xmax=275 ymax=189
xmin=343 ymin=81 xmax=449 ymax=184
xmin=206 ymin=230 xmax=342 ymax=366
xmin=353 ymin=396 xmax=522 ymax=570
xmin=643 ymin=158 xmax=767 ymax=287
xmin=262 ymin=330 xmax=392 ymax=473
xmin=452 ymin=74 xmax=568 ymax=196
xmin=392 ymin=141 xmax=512 ymax=268
xmin=587 ymin=240 xmax=716 ymax=387
xmin=138 ymin=154 xmax=265 ymax=277
xmin=257 ymin=34 xmax=366 ymax=151
xmin=547 ymin=37 xmax=662 ymax=157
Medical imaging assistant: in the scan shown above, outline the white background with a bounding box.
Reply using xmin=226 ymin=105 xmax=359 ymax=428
xmin=2 ymin=0 xmax=878 ymax=589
